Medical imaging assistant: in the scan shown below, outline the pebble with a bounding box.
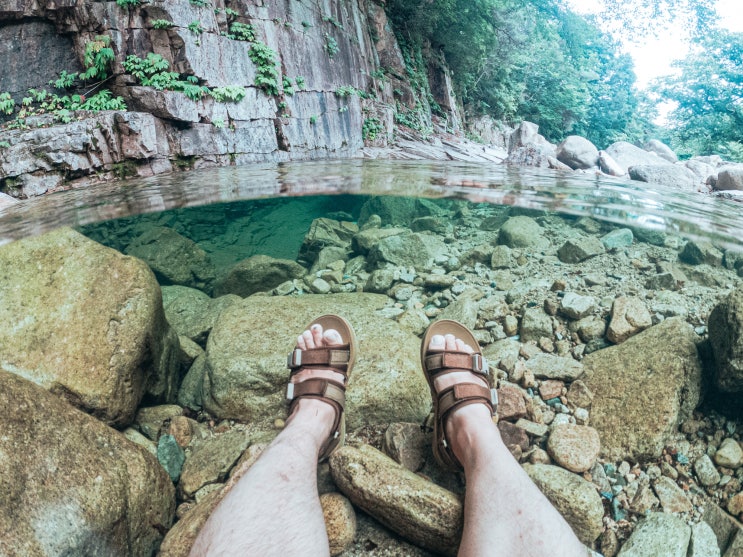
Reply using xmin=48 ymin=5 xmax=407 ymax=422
xmin=546 ymin=424 xmax=601 ymax=473
xmin=514 ymin=418 xmax=549 ymax=438
xmin=606 ymin=296 xmax=652 ymax=343
xmin=714 ymin=438 xmax=743 ymax=468
xmin=652 ymin=476 xmax=693 ymax=513
xmin=157 ymin=434 xmax=186 ymax=483
xmin=560 ymin=292 xmax=597 ymax=319
xmin=525 ymin=353 xmax=584 ymax=381
xmin=497 ymin=382 xmax=528 ymax=421
xmin=616 ymin=512 xmax=690 ymax=557
xmin=728 ymin=491 xmax=743 ymax=517
xmin=538 ymin=379 xmax=564 ymax=400
xmin=693 ymin=454 xmax=721 ymax=486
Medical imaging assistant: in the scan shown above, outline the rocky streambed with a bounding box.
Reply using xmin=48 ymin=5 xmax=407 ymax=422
xmin=1 ymin=193 xmax=743 ymax=556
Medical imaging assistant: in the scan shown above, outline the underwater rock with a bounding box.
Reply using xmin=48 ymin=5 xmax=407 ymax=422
xmin=368 ymin=232 xmax=448 ymax=269
xmin=600 ymin=228 xmax=634 ymax=250
xmin=497 ymin=216 xmax=545 ymax=248
xmin=680 ymin=240 xmax=724 ymax=267
xmin=215 ymin=255 xmax=306 ymax=297
xmin=607 ymin=296 xmax=652 ymax=344
xmin=557 ymin=235 xmax=605 ymax=263
xmin=708 ymin=284 xmax=743 ymax=393
xmin=652 ymin=476 xmax=693 ymax=513
xmin=689 ymin=522 xmax=721 ymax=557
xmin=0 ymin=370 xmax=175 ymax=556
xmin=617 ymin=513 xmax=691 ymax=557
xmin=520 ymin=307 xmax=554 ymax=342
xmin=163 ymin=286 xmax=241 ymax=346
xmin=201 ymin=294 xmax=430 ymax=429
xmin=358 ymin=197 xmax=447 ymax=227
xmin=329 ymin=444 xmax=462 ymax=556
xmin=560 ymin=292 xmax=596 ymax=320
xmin=0 ymin=227 xmax=180 ymax=426
xmin=582 ymin=317 xmax=702 ymax=460
xmin=126 ymin=226 xmax=216 ymax=293
xmin=523 ymin=463 xmax=604 ymax=545
xmin=298 ymin=218 xmax=358 ymax=267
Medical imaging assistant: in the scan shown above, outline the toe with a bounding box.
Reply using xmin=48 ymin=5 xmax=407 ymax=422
xmin=323 ymin=328 xmax=343 ymax=346
xmin=302 ymin=329 xmax=315 ymax=349
xmin=429 ymin=334 xmax=445 ymax=351
xmin=444 ymin=334 xmax=457 ymax=351
xmin=297 ymin=334 xmax=307 ymax=350
xmin=455 ymin=339 xmax=474 ymax=353
xmin=311 ymin=323 xmax=324 ymax=347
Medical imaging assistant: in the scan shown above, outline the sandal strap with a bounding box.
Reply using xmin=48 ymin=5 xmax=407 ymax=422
xmin=286 ymin=378 xmax=346 ymax=408
xmin=424 ymin=351 xmax=489 ymax=378
xmin=287 ymin=345 xmax=352 ymax=374
xmin=438 ymin=383 xmax=498 ymax=418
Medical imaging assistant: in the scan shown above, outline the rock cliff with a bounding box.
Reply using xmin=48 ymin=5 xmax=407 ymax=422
xmin=0 ymin=0 xmax=462 ymax=197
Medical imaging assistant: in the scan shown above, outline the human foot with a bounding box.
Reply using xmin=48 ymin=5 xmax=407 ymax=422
xmin=421 ymin=320 xmax=497 ymax=471
xmin=286 ymin=315 xmax=356 ymax=461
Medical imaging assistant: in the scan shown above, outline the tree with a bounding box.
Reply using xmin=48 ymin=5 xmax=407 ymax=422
xmin=655 ymin=30 xmax=743 ymax=160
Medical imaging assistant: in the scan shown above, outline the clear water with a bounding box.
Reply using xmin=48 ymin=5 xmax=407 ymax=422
xmin=2 ymin=160 xmax=742 ymax=252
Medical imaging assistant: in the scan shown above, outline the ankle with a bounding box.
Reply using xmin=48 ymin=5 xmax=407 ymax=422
xmin=445 ymin=404 xmax=501 ymax=464
xmin=286 ymin=398 xmax=336 ymax=446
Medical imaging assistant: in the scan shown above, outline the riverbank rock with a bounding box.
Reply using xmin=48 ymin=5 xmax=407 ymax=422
xmin=523 ymin=463 xmax=604 ymax=545
xmin=0 ymin=370 xmax=175 ymax=556
xmin=162 ymin=286 xmax=241 ymax=346
xmin=644 ymin=139 xmax=678 ymax=163
xmin=581 ymin=317 xmax=702 ymax=460
xmin=556 ymin=135 xmax=599 ymax=169
xmin=628 ymin=164 xmax=697 ymax=190
xmin=546 ymin=424 xmax=601 ymax=473
xmin=715 ymin=168 xmax=743 ymax=191
xmin=708 ymin=285 xmax=743 ymax=392
xmin=320 ymin=493 xmax=357 ymax=556
xmin=201 ymin=294 xmax=430 ymax=429
xmin=0 ymin=227 xmax=179 ymax=426
xmin=329 ymin=444 xmax=462 ymax=556
xmin=605 ymin=141 xmax=671 ymax=174
xmin=617 ymin=513 xmax=691 ymax=557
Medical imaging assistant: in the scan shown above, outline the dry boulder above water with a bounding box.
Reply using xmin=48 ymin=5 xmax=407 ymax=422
xmin=0 ymin=227 xmax=180 ymax=426
xmin=556 ymin=135 xmax=599 ymax=169
xmin=582 ymin=317 xmax=702 ymax=460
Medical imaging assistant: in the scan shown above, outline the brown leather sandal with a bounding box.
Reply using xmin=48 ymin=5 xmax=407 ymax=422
xmin=421 ymin=319 xmax=498 ymax=471
xmin=286 ymin=314 xmax=357 ymax=462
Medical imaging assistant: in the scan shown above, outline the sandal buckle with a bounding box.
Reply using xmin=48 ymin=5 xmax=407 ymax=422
xmin=473 ymin=354 xmax=489 ymax=375
xmin=490 ymin=388 xmax=498 ymax=409
xmin=287 ymin=349 xmax=301 ymax=368
xmin=286 ymin=382 xmax=295 ymax=401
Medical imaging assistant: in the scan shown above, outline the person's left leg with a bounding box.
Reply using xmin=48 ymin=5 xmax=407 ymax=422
xmin=189 ymin=323 xmax=349 ymax=557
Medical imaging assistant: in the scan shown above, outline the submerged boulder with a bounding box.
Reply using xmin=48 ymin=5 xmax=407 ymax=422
xmin=201 ymin=294 xmax=430 ymax=429
xmin=126 ymin=226 xmax=216 ymax=293
xmin=708 ymin=284 xmax=743 ymax=392
xmin=0 ymin=227 xmax=180 ymax=426
xmin=0 ymin=370 xmax=175 ymax=556
xmin=581 ymin=317 xmax=702 ymax=460
xmin=214 ymin=254 xmax=306 ymax=297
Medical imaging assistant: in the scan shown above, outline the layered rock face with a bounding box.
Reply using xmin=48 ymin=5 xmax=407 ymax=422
xmin=0 ymin=0 xmax=457 ymax=197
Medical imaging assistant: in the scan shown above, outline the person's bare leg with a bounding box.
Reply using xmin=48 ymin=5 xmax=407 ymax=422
xmin=429 ymin=334 xmax=585 ymax=557
xmin=189 ymin=324 xmax=345 ymax=557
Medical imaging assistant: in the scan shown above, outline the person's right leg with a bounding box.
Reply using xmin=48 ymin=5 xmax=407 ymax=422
xmin=429 ymin=333 xmax=586 ymax=557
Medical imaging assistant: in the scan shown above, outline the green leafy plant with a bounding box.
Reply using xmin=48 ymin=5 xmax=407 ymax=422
xmin=301 ymin=20 xmax=312 ymax=29
xmin=213 ymin=119 xmax=225 ymax=129
xmin=50 ymin=70 xmax=78 ymax=89
xmin=324 ymin=33 xmax=339 ymax=59
xmin=362 ymin=117 xmax=383 ymax=140
xmin=152 ymin=19 xmax=174 ymax=29
xmin=0 ymin=141 xmax=10 ymax=149
xmin=0 ymin=92 xmax=15 ymax=115
xmin=81 ymin=36 xmax=115 ymax=82
xmin=309 ymin=115 xmax=318 ymax=125
xmin=189 ymin=0 xmax=208 ymax=6
xmin=210 ymin=86 xmax=246 ymax=102
xmin=248 ymin=42 xmax=280 ymax=96
xmin=224 ymin=7 xmax=239 ymax=17
xmin=322 ymin=16 xmax=342 ymax=28
xmin=334 ymin=85 xmax=356 ymax=98
xmin=123 ymin=53 xmax=209 ymax=100
xmin=188 ymin=21 xmax=204 ymax=34
xmin=116 ymin=0 xmax=140 ymax=7
xmin=229 ymin=21 xmax=255 ymax=41
xmin=282 ymin=76 xmax=295 ymax=95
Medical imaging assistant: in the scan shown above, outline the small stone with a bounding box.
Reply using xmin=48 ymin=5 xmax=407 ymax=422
xmin=520 ymin=307 xmax=553 ymax=342
xmin=515 ymin=418 xmax=549 ymax=438
xmin=123 ymin=427 xmax=157 ymax=456
xmin=490 ymin=245 xmax=513 ymax=269
xmin=504 ymin=315 xmax=519 ymax=336
xmin=157 ymin=434 xmax=186 ymax=482
xmin=661 ymin=461 xmax=679 ymax=480
xmin=135 ymin=404 xmax=183 ymax=441
xmin=715 ymin=438 xmax=743 ymax=469
xmin=630 ymin=481 xmax=660 ymax=514
xmin=383 ymin=422 xmax=428 ymax=472
xmin=497 ymin=382 xmax=528 ymax=421
xmin=567 ymin=380 xmax=594 ymax=408
xmin=652 ymin=476 xmax=693 ymax=513
xmin=574 ymin=408 xmax=589 ymax=425
xmin=557 ymin=236 xmax=606 ymax=263
xmin=689 ymin=522 xmax=721 ymax=557
xmin=607 ymin=296 xmax=652 ymax=344
xmin=497 ymin=216 xmax=545 ymax=248
xmin=560 ymin=293 xmax=597 ymax=320
xmin=727 ymin=491 xmax=743 ymax=517
xmin=539 ymin=380 xmax=564 ymax=400
xmin=498 ymin=421 xmax=530 ymax=453
xmin=616 ymin=512 xmax=691 ymax=557
xmin=526 ymin=353 xmax=584 ymax=381
xmin=694 ymin=454 xmax=721 ymax=486
xmin=168 ymin=416 xmax=194 ymax=448
xmin=601 ymin=529 xmax=619 ymax=557
xmin=529 ymin=447 xmax=552 ymax=464
xmin=321 ymin=492 xmax=357 ymax=556
xmin=546 ymin=424 xmax=601 ymax=473
xmin=601 ymin=228 xmax=634 ymax=250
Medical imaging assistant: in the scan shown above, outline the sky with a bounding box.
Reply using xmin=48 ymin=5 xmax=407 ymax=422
xmin=566 ymin=0 xmax=743 ymax=89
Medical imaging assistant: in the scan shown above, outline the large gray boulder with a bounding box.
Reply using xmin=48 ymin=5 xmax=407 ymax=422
xmin=125 ymin=226 xmax=216 ymax=293
xmin=162 ymin=286 xmax=241 ymax=346
xmin=715 ymin=167 xmax=743 ymax=191
xmin=628 ymin=164 xmax=698 ymax=190
xmin=643 ymin=139 xmax=678 ymax=163
xmin=617 ymin=513 xmax=691 ymax=557
xmin=0 ymin=370 xmax=175 ymax=556
xmin=202 ymin=294 xmax=430 ymax=429
xmin=605 ymin=141 xmax=671 ymax=174
xmin=497 ymin=216 xmax=547 ymax=248
xmin=556 ymin=136 xmax=599 ymax=169
xmin=709 ymin=285 xmax=743 ymax=392
xmin=0 ymin=227 xmax=180 ymax=426
xmin=358 ymin=197 xmax=447 ymax=227
xmin=368 ymin=232 xmax=448 ymax=269
xmin=581 ymin=317 xmax=702 ymax=460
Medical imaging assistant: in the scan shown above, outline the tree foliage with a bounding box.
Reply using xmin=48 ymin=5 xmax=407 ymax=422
xmin=655 ymin=30 xmax=743 ymax=160
xmin=385 ymin=0 xmax=651 ymax=146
